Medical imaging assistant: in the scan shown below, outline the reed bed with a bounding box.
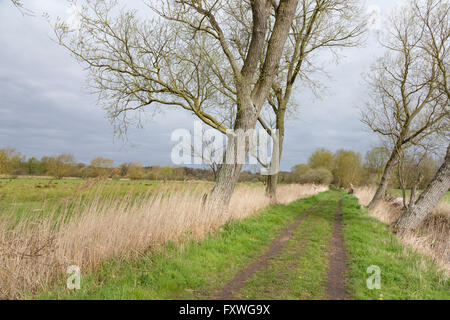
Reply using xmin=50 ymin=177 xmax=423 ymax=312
xmin=0 ymin=182 xmax=326 ymax=299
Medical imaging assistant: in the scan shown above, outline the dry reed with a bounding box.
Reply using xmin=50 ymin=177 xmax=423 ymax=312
xmin=0 ymin=182 xmax=326 ymax=299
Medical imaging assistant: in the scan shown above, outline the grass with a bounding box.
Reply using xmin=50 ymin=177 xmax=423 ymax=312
xmin=0 ymin=178 xmax=326 ymax=299
xmin=36 ymin=192 xmax=328 ymax=299
xmin=33 ymin=190 xmax=449 ymax=300
xmin=355 ymin=186 xmax=449 ymax=275
xmin=0 ymin=178 xmax=209 ymax=218
xmin=342 ymin=193 xmax=449 ymax=300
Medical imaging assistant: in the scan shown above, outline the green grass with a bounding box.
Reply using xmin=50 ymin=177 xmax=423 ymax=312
xmin=0 ymin=178 xmax=214 ymax=221
xmin=36 ymin=191 xmax=329 ymax=299
xmin=342 ymin=193 xmax=449 ymax=300
xmin=24 ymin=190 xmax=450 ymax=300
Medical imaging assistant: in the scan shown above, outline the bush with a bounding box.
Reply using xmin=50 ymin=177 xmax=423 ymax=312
xmin=127 ymin=162 xmax=145 ymax=180
xmin=298 ymin=168 xmax=333 ymax=185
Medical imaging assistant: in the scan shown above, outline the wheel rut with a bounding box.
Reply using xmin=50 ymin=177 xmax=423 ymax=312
xmin=325 ymin=199 xmax=350 ymax=300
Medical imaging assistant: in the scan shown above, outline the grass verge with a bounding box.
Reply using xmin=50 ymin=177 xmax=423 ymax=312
xmin=342 ymin=193 xmax=449 ymax=300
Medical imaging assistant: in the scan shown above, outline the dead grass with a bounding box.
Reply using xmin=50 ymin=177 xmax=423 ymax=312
xmin=354 ymin=186 xmax=450 ymax=274
xmin=0 ymin=182 xmax=326 ymax=299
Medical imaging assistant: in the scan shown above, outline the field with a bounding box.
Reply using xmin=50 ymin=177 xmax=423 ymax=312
xmin=0 ymin=178 xmax=448 ymax=299
xmin=0 ymin=177 xmax=325 ymax=299
xmin=33 ymin=190 xmax=450 ymax=299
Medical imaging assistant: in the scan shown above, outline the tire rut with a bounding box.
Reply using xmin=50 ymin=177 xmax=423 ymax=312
xmin=325 ymin=198 xmax=350 ymax=300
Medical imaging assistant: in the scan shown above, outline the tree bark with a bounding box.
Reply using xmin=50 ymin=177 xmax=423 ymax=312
xmin=265 ymin=173 xmax=278 ymax=203
xmin=395 ymin=144 xmax=450 ymax=235
xmin=209 ymin=104 xmax=255 ymax=206
xmin=368 ymin=150 xmax=399 ymax=210
xmin=264 ymin=100 xmax=286 ymax=203
xmin=408 ymin=172 xmax=423 ymax=209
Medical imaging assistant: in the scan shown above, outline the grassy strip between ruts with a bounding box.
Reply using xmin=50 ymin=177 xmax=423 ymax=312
xmin=35 ymin=191 xmax=329 ymax=299
xmin=342 ymin=193 xmax=450 ymax=300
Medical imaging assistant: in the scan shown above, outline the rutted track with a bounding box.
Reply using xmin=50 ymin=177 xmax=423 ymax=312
xmin=215 ymin=201 xmax=326 ymax=300
xmin=325 ymin=199 xmax=350 ymax=300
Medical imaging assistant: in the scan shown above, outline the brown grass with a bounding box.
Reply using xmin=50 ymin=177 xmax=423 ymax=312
xmin=0 ymin=182 xmax=327 ymax=299
xmin=354 ymin=186 xmax=450 ymax=274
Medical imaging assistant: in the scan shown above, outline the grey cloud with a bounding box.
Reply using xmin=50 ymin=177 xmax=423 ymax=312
xmin=0 ymin=0 xmax=403 ymax=171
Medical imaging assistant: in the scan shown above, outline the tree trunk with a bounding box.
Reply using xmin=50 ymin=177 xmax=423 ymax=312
xmin=209 ymin=162 xmax=244 ymax=206
xmin=265 ymin=173 xmax=278 ymax=203
xmin=208 ymin=103 xmax=256 ymax=207
xmin=208 ymin=0 xmax=298 ymax=208
xmin=408 ymin=172 xmax=423 ymax=209
xmin=368 ymin=150 xmax=399 ymax=210
xmin=395 ymin=144 xmax=450 ymax=235
xmin=264 ymin=102 xmax=286 ymax=203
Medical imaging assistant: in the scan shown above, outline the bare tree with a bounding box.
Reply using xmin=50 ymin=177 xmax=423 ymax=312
xmin=53 ymin=0 xmax=300 ymax=206
xmin=362 ymin=0 xmax=449 ymax=210
xmin=395 ymin=143 xmax=450 ymax=235
xmin=255 ymin=0 xmax=365 ymax=202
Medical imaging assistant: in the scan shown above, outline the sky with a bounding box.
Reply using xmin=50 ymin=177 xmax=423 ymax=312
xmin=0 ymin=0 xmax=405 ymax=171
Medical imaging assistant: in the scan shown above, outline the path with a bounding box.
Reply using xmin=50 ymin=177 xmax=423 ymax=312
xmin=215 ymin=197 xmax=350 ymax=300
xmin=325 ymin=199 xmax=350 ymax=300
xmin=214 ymin=202 xmax=323 ymax=300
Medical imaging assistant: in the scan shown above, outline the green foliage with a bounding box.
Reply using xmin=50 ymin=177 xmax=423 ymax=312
xmin=0 ymin=148 xmax=25 ymax=175
xmin=89 ymin=157 xmax=114 ymax=177
xmin=364 ymin=146 xmax=389 ymax=185
xmin=308 ymin=148 xmax=334 ymax=171
xmin=297 ymin=168 xmax=333 ymax=185
xmin=333 ymin=149 xmax=363 ymax=187
xmin=47 ymin=154 xmax=76 ymax=179
xmin=127 ymin=162 xmax=145 ymax=180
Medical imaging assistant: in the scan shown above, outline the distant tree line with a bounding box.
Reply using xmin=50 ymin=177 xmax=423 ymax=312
xmin=1 ymin=146 xmax=440 ymax=189
xmin=288 ymin=147 xmax=440 ymax=189
xmin=0 ymin=147 xmax=263 ymax=182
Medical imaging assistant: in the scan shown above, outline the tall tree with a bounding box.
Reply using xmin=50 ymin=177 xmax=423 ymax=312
xmin=362 ymin=0 xmax=448 ymax=210
xmin=364 ymin=146 xmax=390 ymax=184
xmin=54 ymin=0 xmax=300 ymax=206
xmin=256 ymin=0 xmax=365 ymax=201
xmin=90 ymin=157 xmax=114 ymax=177
xmin=48 ymin=154 xmax=76 ymax=179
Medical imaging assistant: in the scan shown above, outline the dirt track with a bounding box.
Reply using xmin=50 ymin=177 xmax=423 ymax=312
xmin=215 ymin=202 xmax=323 ymax=300
xmin=325 ymin=199 xmax=350 ymax=300
xmin=215 ymin=198 xmax=350 ymax=300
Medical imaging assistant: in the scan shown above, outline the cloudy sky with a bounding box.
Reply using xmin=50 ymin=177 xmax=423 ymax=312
xmin=0 ymin=0 xmax=405 ymax=170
